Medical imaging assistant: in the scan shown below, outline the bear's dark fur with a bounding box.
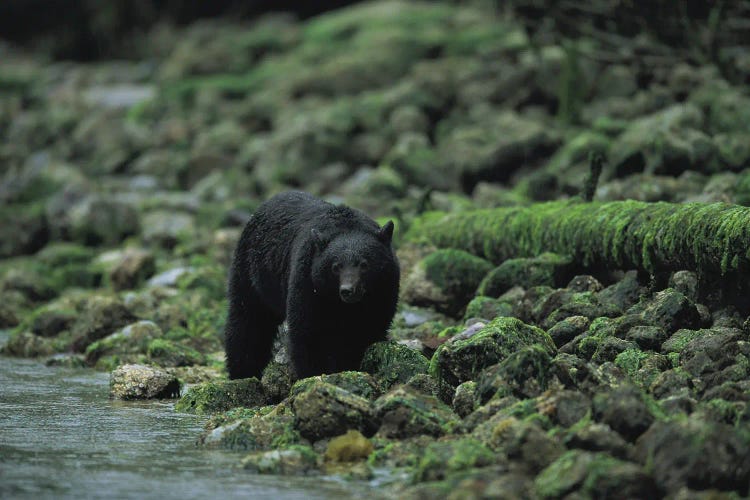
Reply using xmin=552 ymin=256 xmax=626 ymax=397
xmin=225 ymin=191 xmax=400 ymax=380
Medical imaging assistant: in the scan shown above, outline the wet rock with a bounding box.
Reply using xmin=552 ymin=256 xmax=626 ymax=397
xmin=45 ymin=353 xmax=87 ymax=368
xmin=476 ymin=416 xmax=564 ymax=474
xmin=146 ymin=338 xmax=206 ymax=367
xmin=592 ymin=385 xmax=656 ymax=442
xmin=597 ymin=270 xmax=645 ymax=311
xmin=374 ymin=386 xmax=458 ymax=439
xmin=360 ymin=341 xmax=430 ymax=390
xmin=676 ymin=327 xmax=745 ymax=379
xmin=567 ymin=275 xmax=603 ymax=293
xmin=176 ymin=378 xmax=266 ymax=414
xmin=324 ymin=430 xmax=373 ymax=463
xmin=141 ymin=211 xmax=195 ymax=249
xmin=70 ymin=295 xmax=136 ymax=352
xmin=260 ymin=361 xmax=294 ymax=404
xmin=202 ymin=406 xmax=305 ymax=451
xmin=413 ymin=438 xmax=497 ymax=483
xmin=540 ymin=389 xmax=591 ymax=428
xmin=29 ymin=306 xmax=76 ymax=337
xmin=590 ymin=337 xmax=638 ymax=364
xmin=669 ymin=270 xmax=699 ymax=302
xmin=291 ymin=380 xmax=376 ymax=441
xmin=475 ymin=344 xmax=555 ymax=401
xmin=650 ymin=368 xmax=693 ymax=400
xmin=626 ymin=325 xmax=669 ymax=351
xmin=401 ymin=249 xmax=493 ymax=316
xmin=534 ymin=450 xmax=657 ymax=499
xmin=634 ymin=416 xmax=750 ymax=494
xmin=463 ymin=296 xmax=514 ymax=322
xmin=1 ymin=266 xmax=57 ymax=302
xmin=452 ymin=381 xmax=478 ymax=418
xmin=0 ymin=290 xmax=27 ymax=328
xmin=147 ymin=267 xmax=193 ymax=288
xmin=548 ymin=315 xmax=590 ymax=348
xmin=109 ymin=363 xmax=180 ymax=400
xmin=290 ymin=371 xmax=382 ymax=401
xmin=107 ymin=248 xmax=156 ymax=291
xmin=477 ymin=253 xmax=574 ymax=297
xmin=636 ymin=288 xmax=702 ymax=333
xmin=0 ymin=204 xmax=49 ymax=257
xmin=564 ymin=422 xmax=632 ymax=459
xmin=430 ymin=316 xmax=555 ymax=388
xmin=69 ymin=195 xmax=139 ymax=246
xmin=242 ymin=446 xmax=319 ymax=475
xmin=1 ymin=330 xmax=55 ymax=357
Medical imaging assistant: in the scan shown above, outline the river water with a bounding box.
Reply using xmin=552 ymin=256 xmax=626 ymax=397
xmin=0 ymin=333 xmax=371 ymax=499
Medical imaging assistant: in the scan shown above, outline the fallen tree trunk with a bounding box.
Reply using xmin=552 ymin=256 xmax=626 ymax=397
xmin=405 ymin=200 xmax=750 ymax=277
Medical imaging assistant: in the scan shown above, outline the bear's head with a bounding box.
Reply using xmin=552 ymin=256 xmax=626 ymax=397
xmin=311 ymin=221 xmax=396 ymax=304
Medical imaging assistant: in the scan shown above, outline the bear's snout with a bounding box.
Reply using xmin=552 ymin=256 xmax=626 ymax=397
xmin=339 ymin=283 xmax=364 ymax=303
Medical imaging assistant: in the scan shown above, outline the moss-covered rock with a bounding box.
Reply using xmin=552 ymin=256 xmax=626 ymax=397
xmin=475 ymin=344 xmax=555 ymax=401
xmin=374 ymin=386 xmax=459 ymax=439
xmin=290 ymin=371 xmax=382 ymax=401
xmin=202 ymin=406 xmax=305 ymax=451
xmin=413 ymin=438 xmax=497 ymax=483
xmin=109 ymin=363 xmax=181 ymax=400
xmin=429 ymin=316 xmax=555 ymax=388
xmin=260 ymin=361 xmax=294 ymax=404
xmin=478 ymin=253 xmax=574 ymax=297
xmin=242 ymin=445 xmax=319 ymax=475
xmin=290 ymin=380 xmax=376 ymax=441
xmin=146 ymin=338 xmax=206 ymax=367
xmin=1 ymin=330 xmax=55 ymax=357
xmin=175 ymin=378 xmax=266 ymax=414
xmin=85 ymin=320 xmax=163 ymax=369
xmin=360 ymin=341 xmax=430 ymax=390
xmin=534 ymin=450 xmax=657 ymax=499
xmin=70 ymin=295 xmax=136 ymax=352
xmin=401 ymin=249 xmax=493 ymax=316
xmin=324 ymin=430 xmax=374 ymax=463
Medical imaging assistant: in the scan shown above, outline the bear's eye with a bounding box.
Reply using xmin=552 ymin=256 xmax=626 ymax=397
xmin=332 ymin=262 xmax=341 ymax=274
xmin=359 ymin=260 xmax=368 ymax=270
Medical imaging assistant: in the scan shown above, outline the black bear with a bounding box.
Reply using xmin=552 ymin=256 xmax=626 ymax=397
xmin=225 ymin=191 xmax=400 ymax=380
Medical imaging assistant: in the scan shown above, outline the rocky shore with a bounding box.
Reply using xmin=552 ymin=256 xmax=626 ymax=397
xmin=2 ymin=1 xmax=750 ymax=498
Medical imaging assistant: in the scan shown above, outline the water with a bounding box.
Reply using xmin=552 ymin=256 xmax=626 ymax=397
xmin=0 ymin=333 xmax=370 ymax=500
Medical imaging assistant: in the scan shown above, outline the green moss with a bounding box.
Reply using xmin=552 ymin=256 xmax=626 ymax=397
xmin=147 ymin=338 xmax=206 ymax=367
xmin=324 ymin=430 xmax=374 ymax=462
xmin=463 ymin=296 xmax=513 ymax=321
xmin=405 ymin=200 xmax=750 ymax=279
xmin=360 ymin=342 xmax=429 ymax=390
xmin=413 ymin=438 xmax=496 ymax=483
xmin=614 ymin=348 xmax=650 ymax=378
xmin=422 ymin=249 xmax=494 ymax=293
xmin=175 ymin=378 xmax=266 ymax=415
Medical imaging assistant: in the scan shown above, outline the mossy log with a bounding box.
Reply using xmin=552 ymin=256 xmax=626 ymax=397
xmin=405 ymin=200 xmax=750 ymax=277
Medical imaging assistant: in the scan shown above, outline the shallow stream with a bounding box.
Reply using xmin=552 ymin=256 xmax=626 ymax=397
xmin=0 ymin=332 xmax=367 ymax=499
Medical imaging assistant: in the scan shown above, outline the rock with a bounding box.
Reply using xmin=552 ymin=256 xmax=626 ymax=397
xmin=201 ymin=406 xmax=305 ymax=451
xmin=564 ymin=422 xmax=632 ymax=459
xmin=70 ymin=295 xmax=136 ymax=352
xmin=176 ymin=378 xmax=265 ymax=414
xmin=107 ymin=248 xmax=156 ymax=291
xmin=109 ymin=364 xmax=180 ymax=399
xmin=476 ymin=416 xmax=564 ymax=474
xmin=592 ymin=385 xmax=656 ymax=442
xmin=360 ymin=341 xmax=430 ymax=390
xmin=548 ymin=315 xmax=590 ymax=348
xmin=84 ymin=320 xmax=163 ymax=368
xmin=242 ymin=446 xmax=319 ymax=475
xmin=147 ymin=267 xmax=193 ymax=288
xmin=626 ymin=325 xmax=669 ymax=351
xmin=146 ymin=338 xmax=206 ymax=367
xmin=401 ymin=249 xmax=494 ymax=316
xmin=1 ymin=330 xmax=55 ymax=357
xmin=669 ymin=270 xmax=699 ymax=302
xmin=430 ymin=316 xmax=555 ymax=388
xmin=141 ymin=211 xmax=195 ymax=248
xmin=534 ymin=450 xmax=657 ymax=499
xmin=477 ymin=253 xmax=574 ymax=297
xmin=29 ymin=306 xmax=76 ymax=337
xmin=463 ymin=296 xmax=514 ymax=322
xmin=324 ymin=430 xmax=373 ymax=463
xmin=636 ymin=288 xmax=702 ymax=334
xmin=0 ymin=204 xmax=48 ymax=257
xmin=69 ymin=195 xmax=140 ymax=246
xmin=290 ymin=371 xmax=381 ymax=401
xmin=634 ymin=416 xmax=750 ymax=494
xmin=260 ymin=361 xmax=294 ymax=404
xmin=475 ymin=344 xmax=555 ymax=401
xmin=452 ymin=381 xmax=478 ymax=418
xmin=567 ymin=275 xmax=604 ymax=293
xmin=291 ymin=380 xmax=376 ymax=441
xmin=413 ymin=438 xmax=497 ymax=483
xmin=540 ymin=389 xmax=591 ymax=428
xmin=374 ymin=386 xmax=458 ymax=438
xmin=597 ymin=271 xmax=645 ymax=312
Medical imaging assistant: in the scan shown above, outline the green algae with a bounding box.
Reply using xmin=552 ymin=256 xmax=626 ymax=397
xmin=406 ymin=200 xmax=750 ymax=278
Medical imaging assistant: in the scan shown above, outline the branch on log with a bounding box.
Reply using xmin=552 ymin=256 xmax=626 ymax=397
xmin=405 ymin=200 xmax=750 ymax=278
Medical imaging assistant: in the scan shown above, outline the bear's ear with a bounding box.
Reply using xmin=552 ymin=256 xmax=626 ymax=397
xmin=311 ymin=228 xmax=326 ymax=250
xmin=378 ymin=220 xmax=395 ymax=245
